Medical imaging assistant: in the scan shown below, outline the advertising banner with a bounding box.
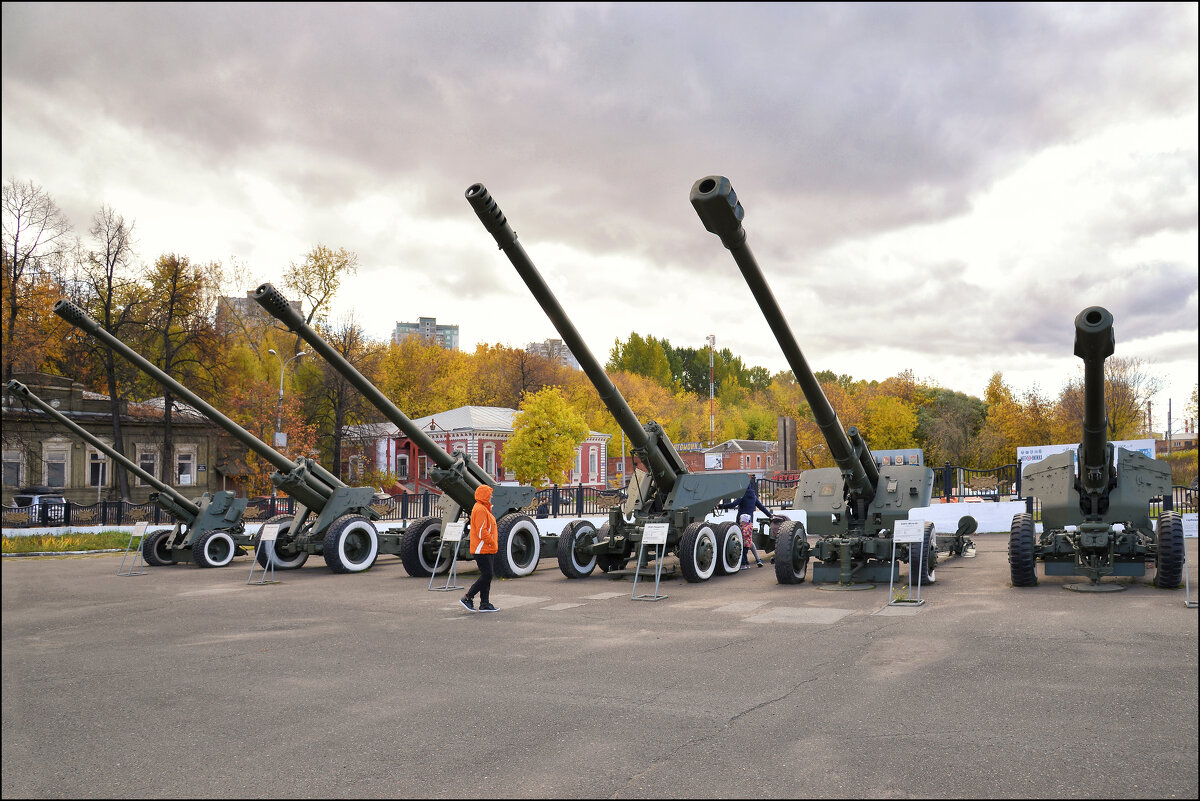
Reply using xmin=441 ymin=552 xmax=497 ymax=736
xmin=1017 ymin=439 xmax=1157 ymax=470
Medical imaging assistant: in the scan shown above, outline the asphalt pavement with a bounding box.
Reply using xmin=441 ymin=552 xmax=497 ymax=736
xmin=2 ymin=534 xmax=1197 ymax=799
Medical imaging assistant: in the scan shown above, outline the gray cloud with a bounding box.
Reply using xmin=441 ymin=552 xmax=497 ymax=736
xmin=3 ymin=2 xmax=1195 ymax=402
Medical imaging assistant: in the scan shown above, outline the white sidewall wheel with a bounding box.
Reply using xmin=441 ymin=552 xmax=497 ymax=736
xmin=194 ymin=530 xmax=237 ymax=568
xmin=323 ymin=514 xmax=380 ymax=574
xmin=495 ymin=514 xmax=541 ymax=579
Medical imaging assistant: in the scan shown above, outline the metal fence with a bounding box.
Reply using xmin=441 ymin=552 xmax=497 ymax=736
xmin=2 ymin=475 xmax=1195 ymax=530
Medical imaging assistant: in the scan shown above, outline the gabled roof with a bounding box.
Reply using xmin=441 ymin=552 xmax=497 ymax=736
xmin=706 ymin=439 xmax=776 ymax=454
xmin=415 ymin=406 xmax=517 ymax=432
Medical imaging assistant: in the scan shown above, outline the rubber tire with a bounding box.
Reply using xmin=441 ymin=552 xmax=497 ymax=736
xmin=916 ymin=522 xmax=936 ymax=585
xmin=679 ymin=522 xmax=718 ymax=583
xmin=494 ymin=513 xmax=541 ymax=579
xmin=1153 ymin=511 xmax=1185 ymax=589
xmin=557 ymin=519 xmax=598 ymax=579
xmin=1009 ymin=513 xmax=1038 ymax=587
xmin=322 ymin=514 xmax=380 ymax=574
xmin=399 ymin=516 xmax=443 ymax=578
xmin=142 ymin=529 xmax=176 ymax=566
xmin=254 ymin=514 xmax=309 ymax=570
xmin=773 ymin=520 xmax=809 ymax=584
xmin=715 ymin=520 xmax=743 ymax=575
xmin=192 ymin=529 xmax=237 ymax=568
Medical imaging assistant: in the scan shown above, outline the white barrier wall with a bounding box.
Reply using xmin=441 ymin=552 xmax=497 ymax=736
xmin=910 ymin=501 xmax=1028 ymax=534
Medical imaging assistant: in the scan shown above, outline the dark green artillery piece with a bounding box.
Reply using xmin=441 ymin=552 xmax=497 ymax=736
xmin=252 ymin=282 xmax=543 ymax=579
xmin=6 ymin=379 xmax=249 ymax=568
xmin=466 ymin=183 xmax=751 ymax=582
xmin=691 ymin=175 xmax=969 ymax=587
xmin=54 ymin=299 xmax=384 ymax=574
xmin=1009 ymin=306 xmax=1182 ymax=591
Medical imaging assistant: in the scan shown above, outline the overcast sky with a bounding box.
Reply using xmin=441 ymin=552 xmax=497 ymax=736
xmin=4 ymin=3 xmax=1197 ymax=433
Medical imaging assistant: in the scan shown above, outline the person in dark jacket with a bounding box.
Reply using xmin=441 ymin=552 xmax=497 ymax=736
xmin=719 ymin=476 xmax=771 ymax=568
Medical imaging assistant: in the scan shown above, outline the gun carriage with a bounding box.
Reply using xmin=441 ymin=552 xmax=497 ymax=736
xmin=54 ymin=299 xmax=385 ymax=574
xmin=1010 ymin=306 xmax=1182 ymax=591
xmin=6 ymin=379 xmax=250 ymax=568
xmin=690 ymin=175 xmax=975 ymax=586
xmin=466 ymin=183 xmax=751 ymax=582
xmin=252 ymin=282 xmax=542 ymax=579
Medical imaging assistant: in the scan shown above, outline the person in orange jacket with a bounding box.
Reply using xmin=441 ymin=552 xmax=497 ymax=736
xmin=460 ymin=484 xmax=499 ymax=612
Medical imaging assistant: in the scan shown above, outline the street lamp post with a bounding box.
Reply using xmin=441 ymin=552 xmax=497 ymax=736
xmin=268 ymin=347 xmax=307 ymax=460
xmin=706 ymin=334 xmax=716 ymax=446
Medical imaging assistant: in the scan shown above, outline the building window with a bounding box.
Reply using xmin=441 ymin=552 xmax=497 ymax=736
xmin=3 ymin=450 xmax=23 ymax=487
xmin=483 ymin=444 xmax=496 ymax=477
xmin=348 ymin=455 xmax=364 ymax=483
xmin=136 ymin=447 xmax=159 ymax=487
xmin=396 ymin=454 xmax=409 ymax=480
xmin=418 ymin=455 xmax=428 ymax=479
xmin=574 ymin=448 xmax=582 ymax=483
xmin=756 ymin=454 xmax=761 ymax=467
xmin=589 ymin=448 xmax=598 ymax=479
xmin=43 ymin=440 xmax=70 ymax=488
xmin=88 ymin=450 xmax=109 ymax=488
xmin=175 ymin=446 xmax=197 ymax=486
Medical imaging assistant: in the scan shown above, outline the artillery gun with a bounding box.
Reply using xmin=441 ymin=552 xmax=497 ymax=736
xmin=6 ymin=379 xmax=250 ymax=568
xmin=466 ymin=183 xmax=751 ymax=582
xmin=1010 ymin=306 xmax=1182 ymax=591
xmin=690 ymin=175 xmax=966 ymax=587
xmin=252 ymin=282 xmax=542 ymax=579
xmin=54 ymin=299 xmax=385 ymax=574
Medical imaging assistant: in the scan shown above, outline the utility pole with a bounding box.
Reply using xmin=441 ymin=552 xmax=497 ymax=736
xmin=706 ymin=334 xmax=715 ymax=446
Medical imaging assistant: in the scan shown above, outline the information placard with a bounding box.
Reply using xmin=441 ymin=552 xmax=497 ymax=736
xmin=642 ymin=523 xmax=669 ymax=546
xmin=132 ymin=521 xmax=148 ymax=538
xmin=443 ymin=521 xmax=466 ymax=543
xmin=893 ymin=519 xmax=925 ymax=543
xmin=259 ymin=523 xmax=280 ymax=543
xmin=1183 ymin=513 xmax=1198 ymax=539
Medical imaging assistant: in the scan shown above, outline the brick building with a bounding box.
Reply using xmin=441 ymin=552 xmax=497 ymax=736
xmin=344 ymin=405 xmax=610 ymax=492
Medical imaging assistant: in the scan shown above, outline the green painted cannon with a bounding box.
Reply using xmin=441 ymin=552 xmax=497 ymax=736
xmin=1010 ymin=306 xmax=1181 ymax=591
xmin=6 ymin=379 xmax=250 ymax=567
xmin=466 ymin=183 xmax=751 ymax=582
xmin=252 ymin=282 xmax=542 ymax=579
xmin=54 ymin=299 xmax=384 ymax=574
xmin=691 ymin=175 xmax=957 ymax=587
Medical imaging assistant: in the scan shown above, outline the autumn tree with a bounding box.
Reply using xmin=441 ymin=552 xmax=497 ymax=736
xmin=296 ymin=315 xmax=383 ymax=479
xmin=1055 ymin=355 xmax=1162 ymax=440
xmin=504 ymin=386 xmax=588 ymax=488
xmin=2 ymin=179 xmax=73 ymax=378
xmin=283 ymin=244 xmax=358 ymax=329
xmin=136 ymin=254 xmax=227 ymax=484
xmin=63 ymin=205 xmax=142 ymax=498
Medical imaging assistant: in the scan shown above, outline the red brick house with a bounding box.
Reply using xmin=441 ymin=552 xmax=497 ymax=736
xmin=345 ymin=405 xmax=610 ymax=492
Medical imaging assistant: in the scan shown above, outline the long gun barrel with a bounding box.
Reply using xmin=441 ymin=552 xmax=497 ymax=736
xmin=466 ymin=183 xmax=686 ymax=494
xmin=53 ymin=299 xmax=342 ymax=508
xmin=1073 ymin=306 xmax=1115 ymax=502
xmin=689 ymin=176 xmax=877 ymax=502
xmin=6 ymin=379 xmax=201 ymax=518
xmin=252 ymin=282 xmax=490 ymax=510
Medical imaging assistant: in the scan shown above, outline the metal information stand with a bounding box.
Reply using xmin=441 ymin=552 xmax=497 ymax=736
xmin=248 ymin=524 xmax=281 ymax=585
xmin=117 ymin=522 xmax=149 ymax=576
xmin=1183 ymin=513 xmax=1198 ymax=609
xmin=632 ymin=523 xmax=669 ymax=602
xmin=888 ymin=519 xmax=927 ymax=607
xmin=429 ymin=521 xmax=466 ymax=592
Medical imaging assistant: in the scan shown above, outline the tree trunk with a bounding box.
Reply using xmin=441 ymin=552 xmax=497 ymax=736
xmin=103 ymin=350 xmax=130 ymax=499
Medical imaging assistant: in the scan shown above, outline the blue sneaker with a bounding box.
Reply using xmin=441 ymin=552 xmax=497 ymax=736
xmin=478 ymin=603 xmax=499 ymax=613
xmin=459 ymin=596 xmax=475 ymax=612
